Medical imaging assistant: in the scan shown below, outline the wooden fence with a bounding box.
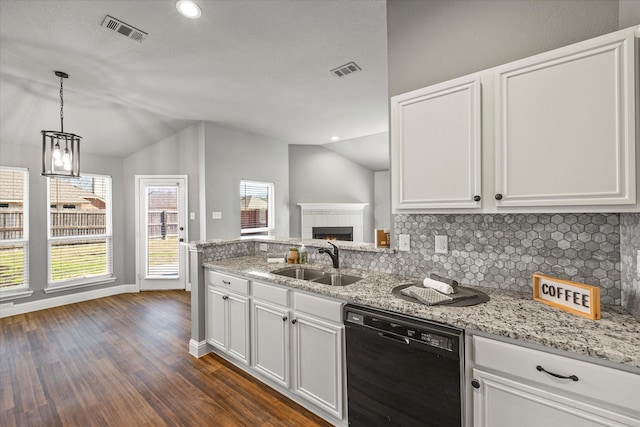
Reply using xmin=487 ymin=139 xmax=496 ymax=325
xmin=0 ymin=209 xmax=179 ymax=240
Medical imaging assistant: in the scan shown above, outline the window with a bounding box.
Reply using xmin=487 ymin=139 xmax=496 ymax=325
xmin=47 ymin=174 xmax=113 ymax=288
xmin=0 ymin=167 xmax=29 ymax=291
xmin=240 ymin=180 xmax=274 ymax=235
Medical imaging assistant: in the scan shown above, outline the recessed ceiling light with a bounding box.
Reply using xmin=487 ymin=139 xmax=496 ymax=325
xmin=330 ymin=136 xmax=340 ymax=142
xmin=176 ymin=0 xmax=202 ymax=19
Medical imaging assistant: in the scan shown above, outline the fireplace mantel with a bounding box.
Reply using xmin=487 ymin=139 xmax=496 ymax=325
xmin=298 ymin=203 xmax=368 ymax=211
xmin=298 ymin=203 xmax=368 ymax=242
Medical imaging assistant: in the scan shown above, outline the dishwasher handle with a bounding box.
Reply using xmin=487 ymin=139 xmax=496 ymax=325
xmin=378 ymin=331 xmax=410 ymax=345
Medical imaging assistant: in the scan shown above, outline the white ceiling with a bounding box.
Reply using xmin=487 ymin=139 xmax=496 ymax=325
xmin=0 ymin=0 xmax=389 ymax=170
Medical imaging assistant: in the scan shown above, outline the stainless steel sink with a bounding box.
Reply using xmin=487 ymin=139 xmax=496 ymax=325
xmin=273 ymin=267 xmax=326 ymax=281
xmin=273 ymin=267 xmax=362 ymax=286
xmin=310 ymin=273 xmax=362 ymax=286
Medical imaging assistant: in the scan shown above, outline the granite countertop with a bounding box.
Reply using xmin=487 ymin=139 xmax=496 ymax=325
xmin=202 ymin=255 xmax=640 ymax=371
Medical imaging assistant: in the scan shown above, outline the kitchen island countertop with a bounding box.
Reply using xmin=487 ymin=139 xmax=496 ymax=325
xmin=203 ymin=255 xmax=640 ymax=370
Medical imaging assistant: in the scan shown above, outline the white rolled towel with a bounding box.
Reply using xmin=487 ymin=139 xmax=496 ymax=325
xmin=423 ymin=277 xmax=456 ymax=295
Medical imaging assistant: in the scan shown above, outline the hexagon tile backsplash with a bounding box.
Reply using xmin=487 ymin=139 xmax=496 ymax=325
xmin=393 ymin=213 xmax=621 ymax=305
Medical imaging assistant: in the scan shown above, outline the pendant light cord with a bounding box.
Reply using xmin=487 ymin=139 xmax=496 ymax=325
xmin=59 ymin=74 xmax=64 ymax=133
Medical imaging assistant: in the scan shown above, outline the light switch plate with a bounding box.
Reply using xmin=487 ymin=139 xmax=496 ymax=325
xmin=435 ymin=235 xmax=448 ymax=254
xmin=189 ymin=212 xmax=196 ymax=220
xmin=399 ymin=234 xmax=410 ymax=251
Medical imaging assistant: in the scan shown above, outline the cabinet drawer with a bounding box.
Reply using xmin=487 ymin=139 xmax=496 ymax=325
xmin=472 ymin=335 xmax=640 ymax=412
xmin=253 ymin=281 xmax=288 ymax=307
xmin=208 ymin=271 xmax=249 ymax=295
xmin=294 ymin=292 xmax=342 ymax=323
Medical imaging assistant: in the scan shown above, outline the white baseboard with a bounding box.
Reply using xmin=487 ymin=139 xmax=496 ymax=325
xmin=0 ymin=284 xmax=140 ymax=318
xmin=189 ymin=339 xmax=211 ymax=358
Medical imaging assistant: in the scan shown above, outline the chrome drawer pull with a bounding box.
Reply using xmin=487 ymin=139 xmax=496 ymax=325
xmin=536 ymin=365 xmax=579 ymax=382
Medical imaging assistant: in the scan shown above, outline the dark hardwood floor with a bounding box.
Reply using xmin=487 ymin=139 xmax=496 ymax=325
xmin=0 ymin=291 xmax=333 ymax=427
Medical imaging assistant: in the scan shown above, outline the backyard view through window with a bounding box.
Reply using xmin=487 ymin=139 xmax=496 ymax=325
xmin=0 ymin=168 xmax=29 ymax=290
xmin=146 ymin=186 xmax=179 ymax=277
xmin=240 ymin=180 xmax=273 ymax=235
xmin=48 ymin=175 xmax=112 ymax=286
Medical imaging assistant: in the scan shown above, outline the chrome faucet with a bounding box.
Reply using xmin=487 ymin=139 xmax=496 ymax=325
xmin=318 ymin=242 xmax=340 ymax=268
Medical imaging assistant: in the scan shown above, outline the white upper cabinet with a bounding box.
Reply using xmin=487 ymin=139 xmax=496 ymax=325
xmin=494 ymin=28 xmax=637 ymax=208
xmin=391 ymin=26 xmax=639 ymax=213
xmin=392 ymin=74 xmax=482 ymax=211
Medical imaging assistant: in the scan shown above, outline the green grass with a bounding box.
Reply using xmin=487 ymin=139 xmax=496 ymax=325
xmin=1 ymin=237 xmax=180 ymax=288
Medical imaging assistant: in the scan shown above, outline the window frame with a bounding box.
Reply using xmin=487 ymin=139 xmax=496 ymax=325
xmin=0 ymin=166 xmax=30 ymax=297
xmin=46 ymin=173 xmax=114 ymax=290
xmin=240 ymin=180 xmax=274 ymax=235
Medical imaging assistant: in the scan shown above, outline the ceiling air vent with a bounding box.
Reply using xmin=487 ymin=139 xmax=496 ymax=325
xmin=331 ymin=62 xmax=361 ymax=77
xmin=101 ymin=15 xmax=148 ymax=42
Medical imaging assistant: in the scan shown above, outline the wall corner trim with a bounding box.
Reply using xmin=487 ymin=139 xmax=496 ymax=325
xmin=189 ymin=339 xmax=211 ymax=358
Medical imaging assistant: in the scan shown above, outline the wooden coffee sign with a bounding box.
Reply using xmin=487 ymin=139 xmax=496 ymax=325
xmin=532 ymin=273 xmax=601 ymax=320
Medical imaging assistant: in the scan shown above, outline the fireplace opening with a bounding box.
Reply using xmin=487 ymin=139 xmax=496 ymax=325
xmin=312 ymin=226 xmax=353 ymax=242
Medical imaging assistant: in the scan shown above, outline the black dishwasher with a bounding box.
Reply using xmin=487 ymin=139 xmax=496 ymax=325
xmin=344 ymin=304 xmax=464 ymax=427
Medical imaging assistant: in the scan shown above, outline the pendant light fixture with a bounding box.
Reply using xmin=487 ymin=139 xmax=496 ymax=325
xmin=41 ymin=71 xmax=81 ymax=177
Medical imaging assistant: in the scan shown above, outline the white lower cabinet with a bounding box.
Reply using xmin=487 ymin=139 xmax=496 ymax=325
xmin=292 ymin=311 xmax=343 ymax=419
xmin=469 ymin=335 xmax=640 ymax=427
xmin=206 ymin=271 xmax=250 ymax=365
xmin=252 ymin=282 xmax=290 ymax=388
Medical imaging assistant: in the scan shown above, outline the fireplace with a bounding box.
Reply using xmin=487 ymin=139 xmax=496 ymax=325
xmin=298 ymin=203 xmax=368 ymax=242
xmin=313 ymin=226 xmax=353 ymax=241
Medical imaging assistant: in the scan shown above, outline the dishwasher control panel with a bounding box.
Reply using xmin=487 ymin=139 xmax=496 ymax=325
xmin=346 ymin=309 xmax=457 ymax=352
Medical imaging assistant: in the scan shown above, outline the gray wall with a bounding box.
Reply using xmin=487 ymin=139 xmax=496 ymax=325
xmin=204 ymin=122 xmax=290 ymax=239
xmin=122 ymin=122 xmax=202 ymax=284
xmin=387 ymin=0 xmax=620 ymax=97
xmin=374 ymin=171 xmax=391 ymax=231
xmin=288 ymin=145 xmax=375 ymax=242
xmin=0 ymin=142 xmax=125 ymax=302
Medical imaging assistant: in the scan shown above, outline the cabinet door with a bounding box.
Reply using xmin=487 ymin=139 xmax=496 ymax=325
xmin=391 ymin=74 xmax=482 ymax=211
xmin=252 ymin=301 xmax=290 ymax=387
xmin=494 ymin=30 xmax=636 ymax=207
xmin=292 ymin=313 xmax=343 ymax=419
xmin=227 ymin=292 xmax=250 ymax=365
xmin=472 ymin=369 xmax=639 ymax=427
xmin=206 ymin=286 xmax=227 ymax=350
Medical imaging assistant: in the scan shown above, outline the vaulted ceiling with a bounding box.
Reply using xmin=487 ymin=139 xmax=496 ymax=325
xmin=0 ymin=0 xmax=389 ymax=170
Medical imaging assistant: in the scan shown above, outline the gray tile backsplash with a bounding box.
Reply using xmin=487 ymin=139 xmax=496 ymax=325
xmin=198 ymin=212 xmax=640 ymax=320
xmin=393 ymin=214 xmax=621 ymax=305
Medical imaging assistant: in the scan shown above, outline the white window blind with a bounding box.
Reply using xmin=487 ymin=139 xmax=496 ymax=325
xmin=48 ymin=174 xmax=113 ymax=286
xmin=240 ymin=180 xmax=274 ymax=235
xmin=0 ymin=167 xmax=29 ymax=290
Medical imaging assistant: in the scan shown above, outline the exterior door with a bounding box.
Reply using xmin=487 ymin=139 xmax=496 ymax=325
xmin=136 ymin=176 xmax=188 ymax=290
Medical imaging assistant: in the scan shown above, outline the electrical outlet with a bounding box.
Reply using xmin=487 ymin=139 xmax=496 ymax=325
xmin=211 ymin=211 xmax=222 ymax=220
xmin=259 ymin=243 xmax=268 ymax=252
xmin=435 ymin=235 xmax=448 ymax=254
xmin=399 ymin=234 xmax=410 ymax=251
xmin=189 ymin=212 xmax=196 ymax=220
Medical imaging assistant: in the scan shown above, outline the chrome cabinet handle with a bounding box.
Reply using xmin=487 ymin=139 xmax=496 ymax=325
xmin=536 ymin=365 xmax=578 ymax=382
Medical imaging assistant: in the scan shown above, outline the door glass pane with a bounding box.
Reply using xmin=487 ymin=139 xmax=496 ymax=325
xmin=146 ymin=186 xmax=179 ymax=277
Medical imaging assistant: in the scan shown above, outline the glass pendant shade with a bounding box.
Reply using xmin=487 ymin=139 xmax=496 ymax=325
xmin=41 ymin=71 xmax=82 ymax=177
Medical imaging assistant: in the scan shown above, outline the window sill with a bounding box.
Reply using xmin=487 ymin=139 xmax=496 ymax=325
xmin=44 ymin=276 xmax=117 ymax=294
xmin=0 ymin=289 xmax=34 ymax=302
